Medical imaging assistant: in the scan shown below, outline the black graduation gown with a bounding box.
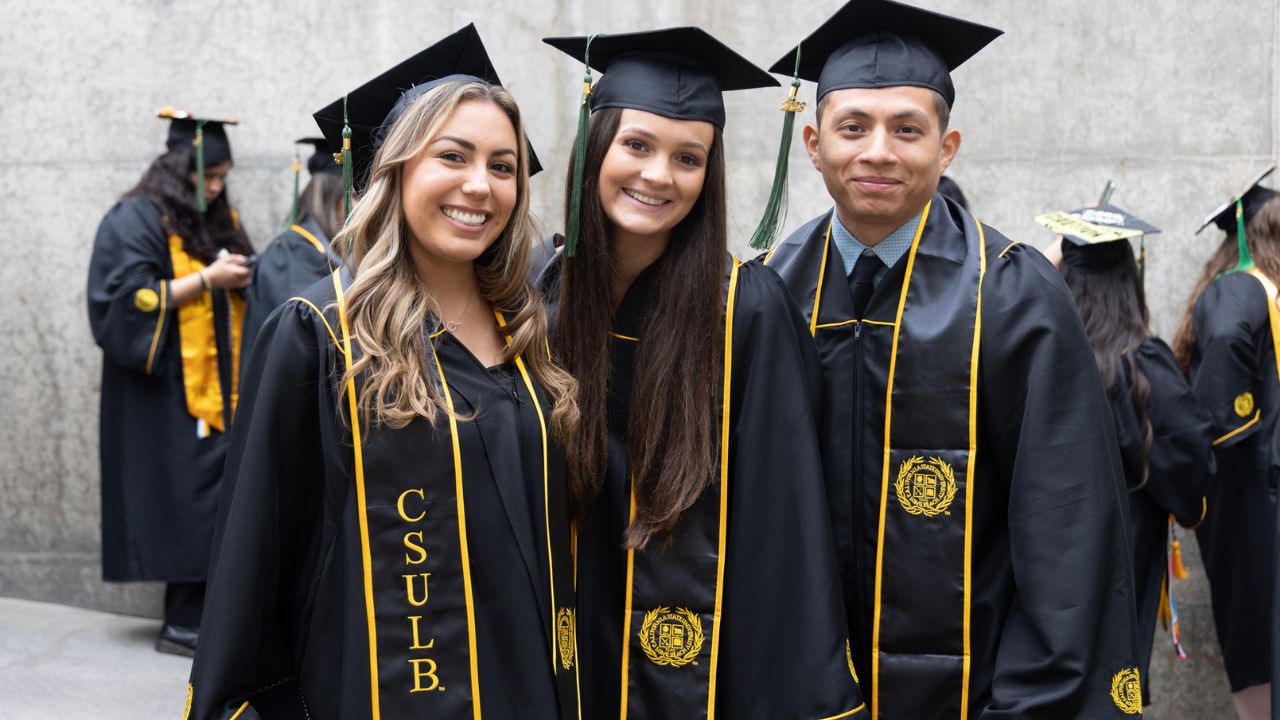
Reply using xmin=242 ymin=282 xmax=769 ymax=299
xmin=766 ymin=195 xmax=1142 ymax=719
xmin=545 ymin=255 xmax=866 ymax=719
xmin=1187 ymin=270 xmax=1279 ymax=692
xmin=240 ymin=220 xmax=334 ymax=362
xmin=187 ymin=277 xmax=578 ymax=720
xmin=1107 ymin=338 xmax=1213 ymax=693
xmin=87 ymin=196 xmax=243 ymax=582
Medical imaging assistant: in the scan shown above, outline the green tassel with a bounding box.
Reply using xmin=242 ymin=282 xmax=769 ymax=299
xmin=193 ymin=119 xmax=208 ymax=213
xmin=284 ymin=146 xmax=302 ymax=229
xmin=340 ymin=94 xmax=355 ymax=254
xmin=749 ymin=46 xmax=805 ymax=252
xmin=1139 ymin=235 xmax=1146 ymax=286
xmin=564 ymin=35 xmax=597 ymax=259
xmin=1228 ymin=198 xmax=1255 ymax=274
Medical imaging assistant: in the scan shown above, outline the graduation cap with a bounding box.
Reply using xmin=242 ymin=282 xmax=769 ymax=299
xmin=1035 ymin=203 xmax=1161 ymax=273
xmin=1197 ymin=166 xmax=1278 ymax=275
xmin=157 ymin=106 xmax=238 ymax=212
xmin=283 ymin=138 xmax=342 ymax=229
xmin=313 ymin=24 xmax=541 ymax=220
xmin=544 ymin=27 xmax=777 ymax=255
xmin=769 ymin=0 xmax=1003 ymax=107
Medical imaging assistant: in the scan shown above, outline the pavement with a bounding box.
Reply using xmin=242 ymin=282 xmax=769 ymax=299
xmin=0 ymin=597 xmax=192 ymax=718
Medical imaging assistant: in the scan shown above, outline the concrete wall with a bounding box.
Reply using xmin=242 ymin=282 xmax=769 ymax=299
xmin=3 ymin=0 xmax=1275 ymax=715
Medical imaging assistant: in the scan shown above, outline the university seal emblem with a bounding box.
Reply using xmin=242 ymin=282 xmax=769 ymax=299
xmin=556 ymin=607 xmax=576 ymax=670
xmin=1110 ymin=667 xmax=1142 ymax=715
xmin=638 ymin=606 xmax=704 ymax=667
xmin=1235 ymin=391 xmax=1255 ymax=418
xmin=134 ymin=287 xmax=160 ymax=312
xmin=894 ymin=456 xmax=958 ymax=517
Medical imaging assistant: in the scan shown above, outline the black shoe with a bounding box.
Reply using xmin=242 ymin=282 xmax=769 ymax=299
xmin=156 ymin=623 xmax=198 ymax=657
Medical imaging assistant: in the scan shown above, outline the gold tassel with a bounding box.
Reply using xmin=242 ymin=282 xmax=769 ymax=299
xmin=1171 ymin=539 xmax=1190 ymax=580
xmin=1157 ymin=576 xmax=1171 ymax=629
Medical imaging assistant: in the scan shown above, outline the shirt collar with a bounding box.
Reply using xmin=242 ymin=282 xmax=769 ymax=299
xmin=829 ymin=208 xmax=924 ymax=275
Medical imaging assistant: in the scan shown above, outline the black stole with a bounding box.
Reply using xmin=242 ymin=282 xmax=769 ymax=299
xmin=617 ymin=260 xmax=742 ymax=718
xmin=332 ymin=272 xmax=577 ymax=719
xmin=871 ymin=201 xmax=986 ymax=718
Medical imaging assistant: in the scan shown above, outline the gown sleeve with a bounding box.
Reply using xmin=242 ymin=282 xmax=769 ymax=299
xmin=186 ymin=298 xmax=337 ymax=720
xmin=1190 ymin=273 xmax=1270 ymax=447
xmin=716 ymin=262 xmax=865 ymax=719
xmin=86 ymin=198 xmax=176 ymax=375
xmin=977 ymin=244 xmax=1139 ymax=719
xmin=1137 ymin=338 xmax=1214 ymax=528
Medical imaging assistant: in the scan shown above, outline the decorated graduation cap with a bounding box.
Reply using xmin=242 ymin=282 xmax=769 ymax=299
xmin=748 ymin=0 xmax=1002 ymax=249
xmin=313 ymin=23 xmax=541 ymax=221
xmin=543 ymin=27 xmax=778 ymax=256
xmin=158 ymin=106 xmax=238 ymax=212
xmin=1035 ymin=203 xmax=1161 ymax=273
xmin=1196 ymin=166 xmax=1278 ymax=275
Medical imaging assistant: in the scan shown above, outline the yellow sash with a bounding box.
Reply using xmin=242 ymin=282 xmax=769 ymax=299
xmin=1246 ymin=268 xmax=1280 ymax=388
xmin=167 ymin=235 xmax=245 ymax=432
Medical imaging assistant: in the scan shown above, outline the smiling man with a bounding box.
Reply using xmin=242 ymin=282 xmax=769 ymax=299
xmin=761 ymin=1 xmax=1143 ymax=717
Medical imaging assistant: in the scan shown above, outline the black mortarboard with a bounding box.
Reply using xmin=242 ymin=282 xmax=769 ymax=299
xmin=158 ymin=106 xmax=238 ymax=212
xmin=297 ymin=136 xmax=341 ymax=176
xmin=543 ymin=27 xmax=778 ymax=129
xmin=313 ymin=23 xmax=541 ymax=200
xmin=770 ymin=0 xmax=1002 ymax=107
xmin=1035 ymin=203 xmax=1161 ymax=273
xmin=1197 ymin=166 xmax=1278 ymax=235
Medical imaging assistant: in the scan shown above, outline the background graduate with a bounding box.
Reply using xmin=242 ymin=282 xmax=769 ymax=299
xmin=1172 ymin=167 xmax=1280 ymax=720
xmin=542 ymin=27 xmax=865 ymax=719
xmin=759 ymin=1 xmax=1143 ymax=716
xmin=239 ymin=138 xmax=342 ymax=357
xmin=186 ymin=26 xmax=581 ymax=720
xmin=1041 ymin=203 xmax=1214 ymax=706
xmin=86 ymin=108 xmax=252 ymax=657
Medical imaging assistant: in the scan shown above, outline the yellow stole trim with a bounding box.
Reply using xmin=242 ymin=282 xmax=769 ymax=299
xmin=1246 ymin=268 xmax=1280 ymax=391
xmin=960 ymin=220 xmax=988 ymax=717
xmin=290 ymin=223 xmax=327 ymax=254
xmin=167 ymin=235 xmax=244 ymax=432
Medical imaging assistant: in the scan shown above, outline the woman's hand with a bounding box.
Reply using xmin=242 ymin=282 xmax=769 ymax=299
xmin=204 ymin=253 xmax=253 ymax=289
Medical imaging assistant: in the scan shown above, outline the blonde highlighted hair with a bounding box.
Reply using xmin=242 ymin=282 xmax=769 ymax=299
xmin=334 ymin=79 xmax=578 ymax=436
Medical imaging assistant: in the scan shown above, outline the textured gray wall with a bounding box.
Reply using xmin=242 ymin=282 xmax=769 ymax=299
xmin=3 ymin=0 xmax=1276 ymax=715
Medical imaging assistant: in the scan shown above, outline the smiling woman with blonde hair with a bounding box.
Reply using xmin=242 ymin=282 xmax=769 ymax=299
xmin=186 ymin=26 xmax=580 ymax=720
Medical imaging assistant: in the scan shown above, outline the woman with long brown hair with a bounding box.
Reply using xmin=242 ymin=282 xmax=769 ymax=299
xmin=187 ymin=27 xmax=580 ymax=719
xmin=1172 ymin=168 xmax=1280 ymax=720
xmin=541 ymin=28 xmax=865 ymax=719
xmin=87 ymin=108 xmax=252 ymax=657
xmin=1043 ymin=204 xmax=1214 ymax=708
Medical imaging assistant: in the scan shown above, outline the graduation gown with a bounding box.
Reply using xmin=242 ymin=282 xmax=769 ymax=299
xmin=186 ymin=274 xmax=579 ymax=720
xmin=544 ymin=255 xmax=865 ymax=719
xmin=240 ymin=220 xmax=335 ymax=362
xmin=1106 ymin=338 xmax=1213 ymax=693
xmin=87 ymin=196 xmax=246 ymax=582
xmin=765 ymin=194 xmax=1142 ymax=719
xmin=1187 ymin=270 xmax=1280 ymax=692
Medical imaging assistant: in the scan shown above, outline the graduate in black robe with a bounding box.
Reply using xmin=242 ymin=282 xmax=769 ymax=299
xmin=760 ymin=2 xmax=1142 ymax=716
xmin=187 ymin=26 xmax=579 ymax=720
xmin=542 ymin=28 xmax=865 ymax=719
xmin=1173 ymin=168 xmax=1280 ymax=717
xmin=1041 ymin=204 xmax=1214 ymax=702
xmin=240 ymin=138 xmax=341 ymax=359
xmin=86 ymin=108 xmax=252 ymax=655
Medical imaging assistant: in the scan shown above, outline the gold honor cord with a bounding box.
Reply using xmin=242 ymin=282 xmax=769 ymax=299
xmin=332 ymin=270 xmax=382 ymax=720
xmin=959 ymin=218 xmax=988 ymax=718
xmin=618 ymin=488 xmax=639 ymax=720
xmin=705 ymin=259 xmax=741 ymax=717
xmin=291 ymin=224 xmax=327 ymax=254
xmin=429 ymin=340 xmax=484 ymax=719
xmin=870 ymin=200 xmax=933 ymax=719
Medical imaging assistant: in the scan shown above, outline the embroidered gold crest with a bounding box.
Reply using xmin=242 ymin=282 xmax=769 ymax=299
xmin=556 ymin=607 xmax=576 ymax=670
xmin=1110 ymin=667 xmax=1142 ymax=715
xmin=134 ymin=287 xmax=160 ymax=312
xmin=894 ymin=456 xmax=958 ymax=517
xmin=1234 ymin=392 xmax=1255 ymax=418
xmin=638 ymin=606 xmax=704 ymax=667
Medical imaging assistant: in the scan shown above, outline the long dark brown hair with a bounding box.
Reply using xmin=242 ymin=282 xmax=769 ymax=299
xmin=1173 ymin=196 xmax=1280 ymax=371
xmin=554 ymin=107 xmax=727 ymax=549
xmin=124 ymin=146 xmax=252 ymax=263
xmin=1060 ymin=247 xmax=1153 ymax=489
